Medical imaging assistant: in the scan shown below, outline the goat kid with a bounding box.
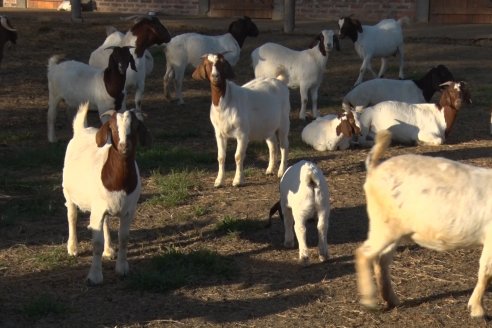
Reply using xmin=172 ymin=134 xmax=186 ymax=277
xmin=357 ymin=129 xmax=492 ymax=318
xmin=0 ymin=15 xmax=17 ymax=66
xmin=251 ymin=29 xmax=339 ymax=119
xmin=269 ymin=160 xmax=330 ymax=265
xmin=192 ymin=53 xmax=290 ymax=187
xmin=47 ymin=46 xmax=136 ymax=143
xmin=163 ymin=16 xmax=259 ymax=105
xmin=338 ymin=16 xmax=409 ymax=86
xmin=358 ymin=81 xmax=471 ymax=146
xmin=63 ymin=102 xmax=150 ymax=285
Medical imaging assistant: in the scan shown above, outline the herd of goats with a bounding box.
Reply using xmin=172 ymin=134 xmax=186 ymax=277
xmin=1 ymin=12 xmax=492 ymax=320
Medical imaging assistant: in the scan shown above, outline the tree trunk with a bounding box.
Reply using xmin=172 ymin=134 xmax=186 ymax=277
xmin=283 ymin=0 xmax=295 ymax=33
xmin=70 ymin=0 xmax=83 ymax=21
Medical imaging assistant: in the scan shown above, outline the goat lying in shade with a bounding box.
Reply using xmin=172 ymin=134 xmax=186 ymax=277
xmin=358 ymin=81 xmax=471 ymax=146
xmin=192 ymin=53 xmax=290 ymax=187
xmin=63 ymin=102 xmax=150 ymax=285
xmin=357 ymin=129 xmax=492 ymax=318
xmin=269 ymin=160 xmax=330 ymax=265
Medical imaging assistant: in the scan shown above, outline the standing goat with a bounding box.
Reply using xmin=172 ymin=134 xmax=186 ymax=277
xmin=0 ymin=15 xmax=17 ymax=66
xmin=342 ymin=65 xmax=454 ymax=112
xmin=163 ymin=16 xmax=259 ymax=105
xmin=251 ymin=30 xmax=339 ymax=119
xmin=89 ymin=15 xmax=171 ymax=114
xmin=301 ymin=111 xmax=361 ymax=151
xmin=47 ymin=46 xmax=136 ymax=143
xmin=358 ymin=81 xmax=471 ymax=146
xmin=192 ymin=53 xmax=290 ymax=187
xmin=269 ymin=160 xmax=330 ymax=265
xmin=338 ymin=16 xmax=409 ymax=86
xmin=357 ymin=129 xmax=492 ymax=318
xmin=63 ymin=102 xmax=150 ymax=285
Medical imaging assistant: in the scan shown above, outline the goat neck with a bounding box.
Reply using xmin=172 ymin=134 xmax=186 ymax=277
xmin=210 ymin=78 xmax=226 ymax=107
xmin=101 ymin=146 xmax=138 ymax=194
xmin=103 ymin=64 xmax=127 ymax=111
xmin=413 ymin=74 xmax=435 ymax=102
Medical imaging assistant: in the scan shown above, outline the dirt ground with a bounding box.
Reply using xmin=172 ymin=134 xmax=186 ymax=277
xmin=1 ymin=10 xmax=492 ymax=328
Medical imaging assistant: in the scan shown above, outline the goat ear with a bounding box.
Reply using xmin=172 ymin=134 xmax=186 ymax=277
xmin=336 ymin=123 xmax=342 ymax=136
xmin=333 ymin=34 xmax=341 ymax=51
xmin=308 ymin=34 xmax=321 ymax=49
xmin=222 ymin=60 xmax=235 ymax=80
xmin=96 ymin=121 xmax=111 ymax=147
xmin=129 ymin=55 xmax=137 ymax=72
xmin=354 ymin=19 xmax=362 ymax=33
xmin=192 ymin=62 xmax=208 ymax=81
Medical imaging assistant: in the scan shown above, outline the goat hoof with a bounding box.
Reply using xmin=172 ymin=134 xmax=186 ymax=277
xmin=86 ymin=276 xmax=103 ymax=286
xmin=360 ymin=298 xmax=380 ymax=312
xmin=103 ymin=247 xmax=116 ymax=259
xmin=115 ymin=260 xmax=129 ymax=276
xmin=299 ymin=256 xmax=309 ymax=267
xmin=319 ymin=254 xmax=328 ymax=262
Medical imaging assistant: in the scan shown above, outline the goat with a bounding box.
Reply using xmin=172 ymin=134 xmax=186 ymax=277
xmin=89 ymin=15 xmax=171 ymax=114
xmin=252 ymin=30 xmax=339 ymax=120
xmin=357 ymin=129 xmax=492 ymax=318
xmin=342 ymin=65 xmax=454 ymax=112
xmin=47 ymin=46 xmax=136 ymax=143
xmin=63 ymin=102 xmax=150 ymax=285
xmin=358 ymin=81 xmax=471 ymax=146
xmin=0 ymin=15 xmax=17 ymax=66
xmin=192 ymin=53 xmax=290 ymax=187
xmin=163 ymin=16 xmax=259 ymax=105
xmin=301 ymin=111 xmax=361 ymax=151
xmin=269 ymin=160 xmax=330 ymax=265
xmin=338 ymin=16 xmax=409 ymax=86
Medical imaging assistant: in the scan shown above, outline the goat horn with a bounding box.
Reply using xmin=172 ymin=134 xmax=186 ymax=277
xmin=0 ymin=16 xmax=16 ymax=32
xmin=100 ymin=110 xmax=116 ymax=118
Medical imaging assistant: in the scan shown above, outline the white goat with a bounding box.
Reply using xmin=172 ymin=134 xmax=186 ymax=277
xmin=47 ymin=46 xmax=136 ymax=143
xmin=338 ymin=16 xmax=409 ymax=86
xmin=251 ymin=30 xmax=339 ymax=120
xmin=301 ymin=111 xmax=360 ymax=151
xmin=192 ymin=53 xmax=290 ymax=187
xmin=342 ymin=65 xmax=454 ymax=112
xmin=63 ymin=102 xmax=150 ymax=285
xmin=269 ymin=160 xmax=330 ymax=265
xmin=357 ymin=129 xmax=492 ymax=318
xmin=163 ymin=16 xmax=259 ymax=105
xmin=358 ymin=81 xmax=471 ymax=146
xmin=89 ymin=15 xmax=171 ymax=113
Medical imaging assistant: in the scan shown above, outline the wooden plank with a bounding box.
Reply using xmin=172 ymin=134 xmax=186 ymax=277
xmin=430 ymin=0 xmax=492 ymax=23
xmin=209 ymin=0 xmax=273 ymax=19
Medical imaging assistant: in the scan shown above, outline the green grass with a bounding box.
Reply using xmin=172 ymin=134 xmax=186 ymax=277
xmin=215 ymin=215 xmax=265 ymax=236
xmin=22 ymin=293 xmax=69 ymax=320
xmin=127 ymin=247 xmax=237 ymax=293
xmin=1 ymin=142 xmax=66 ymax=170
xmin=31 ymin=246 xmax=78 ymax=271
xmin=137 ymin=146 xmax=215 ymax=172
xmin=147 ymin=169 xmax=203 ymax=207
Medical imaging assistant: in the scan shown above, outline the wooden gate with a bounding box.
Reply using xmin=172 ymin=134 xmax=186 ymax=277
xmin=430 ymin=0 xmax=492 ymax=23
xmin=209 ymin=0 xmax=273 ymax=19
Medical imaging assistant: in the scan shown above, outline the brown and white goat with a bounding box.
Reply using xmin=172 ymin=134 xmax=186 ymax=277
xmin=63 ymin=102 xmax=150 ymax=285
xmin=47 ymin=46 xmax=136 ymax=143
xmin=192 ymin=53 xmax=290 ymax=187
xmin=0 ymin=15 xmax=17 ymax=66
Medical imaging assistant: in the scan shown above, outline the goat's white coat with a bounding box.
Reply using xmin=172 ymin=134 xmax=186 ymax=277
xmin=210 ymin=76 xmax=290 ymax=187
xmin=279 ymin=160 xmax=330 ymax=264
xmin=63 ymin=103 xmax=141 ymax=284
xmin=163 ymin=33 xmax=241 ymax=104
xmin=357 ymin=130 xmax=492 ymax=318
xmin=301 ymin=112 xmax=360 ymax=151
xmin=251 ymin=30 xmax=336 ymax=119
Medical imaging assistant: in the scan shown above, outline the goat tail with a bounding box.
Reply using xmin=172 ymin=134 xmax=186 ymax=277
xmin=365 ymin=130 xmax=392 ymax=171
xmin=267 ymin=200 xmax=283 ymax=227
xmin=72 ymin=102 xmax=90 ymax=135
xmin=398 ymin=16 xmax=410 ymax=27
xmin=300 ymin=161 xmax=323 ymax=188
xmin=47 ymin=55 xmax=63 ymax=70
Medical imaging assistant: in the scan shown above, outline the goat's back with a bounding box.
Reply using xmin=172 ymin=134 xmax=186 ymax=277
xmin=301 ymin=115 xmax=341 ymax=151
xmin=360 ymin=19 xmax=404 ymax=57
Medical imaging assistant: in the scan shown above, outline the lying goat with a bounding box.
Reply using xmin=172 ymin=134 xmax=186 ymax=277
xmin=357 ymin=129 xmax=492 ymax=318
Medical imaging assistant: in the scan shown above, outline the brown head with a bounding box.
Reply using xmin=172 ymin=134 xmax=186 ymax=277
xmin=438 ymin=81 xmax=472 ymax=138
xmin=336 ymin=111 xmax=361 ymax=138
xmin=338 ymin=16 xmax=362 ymax=43
xmin=192 ymin=53 xmax=235 ymax=106
xmin=95 ymin=110 xmax=151 ymax=193
xmin=103 ymin=46 xmax=137 ymax=110
xmin=130 ymin=15 xmax=171 ymax=57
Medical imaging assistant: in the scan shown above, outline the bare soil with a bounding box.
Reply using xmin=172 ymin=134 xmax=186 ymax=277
xmin=1 ymin=11 xmax=492 ymax=328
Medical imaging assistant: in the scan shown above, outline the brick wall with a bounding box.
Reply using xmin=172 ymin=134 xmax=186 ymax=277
xmin=96 ymin=0 xmax=200 ymax=15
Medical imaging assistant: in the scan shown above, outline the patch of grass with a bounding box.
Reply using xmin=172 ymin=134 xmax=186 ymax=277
xmin=22 ymin=293 xmax=69 ymax=320
xmin=137 ymin=146 xmax=215 ymax=171
xmin=0 ymin=131 xmax=34 ymax=144
xmin=147 ymin=169 xmax=203 ymax=207
xmin=215 ymin=215 xmax=265 ymax=235
xmin=127 ymin=247 xmax=237 ymax=293
xmin=2 ymin=143 xmax=66 ymax=170
xmin=193 ymin=205 xmax=209 ymax=217
xmin=31 ymin=246 xmax=78 ymax=271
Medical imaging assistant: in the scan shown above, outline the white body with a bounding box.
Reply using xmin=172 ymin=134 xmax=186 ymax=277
xmin=342 ymin=78 xmax=425 ymax=112
xmin=47 ymin=57 xmax=117 ymax=143
xmin=251 ymin=30 xmax=336 ymax=119
xmin=279 ymin=160 xmax=330 ymax=264
xmin=89 ymin=30 xmax=150 ymax=113
xmin=357 ymin=130 xmax=492 ymax=318
xmin=358 ymin=100 xmax=446 ymax=146
xmin=211 ymin=77 xmax=290 ymax=187
xmin=301 ymin=114 xmax=353 ymax=151
xmin=343 ymin=18 xmax=407 ymax=86
xmin=163 ymin=33 xmax=241 ymax=104
xmin=63 ymin=103 xmax=141 ymax=284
